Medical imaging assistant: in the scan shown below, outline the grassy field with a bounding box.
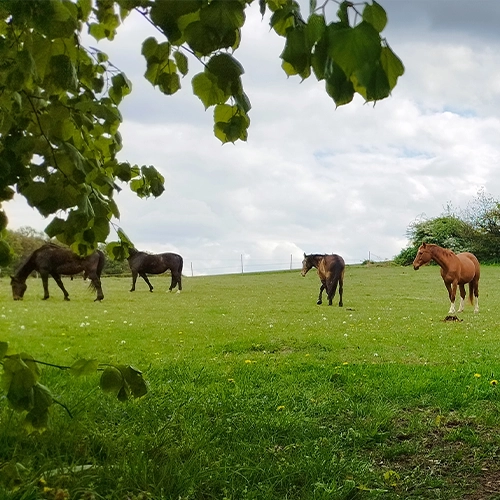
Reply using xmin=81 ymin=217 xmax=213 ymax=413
xmin=2 ymin=264 xmax=500 ymax=499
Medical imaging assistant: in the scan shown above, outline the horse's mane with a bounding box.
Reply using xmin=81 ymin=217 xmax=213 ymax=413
xmin=424 ymin=243 xmax=456 ymax=257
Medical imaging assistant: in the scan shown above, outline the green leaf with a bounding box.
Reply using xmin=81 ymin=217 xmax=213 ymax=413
xmin=173 ymin=50 xmax=188 ymax=76
xmin=33 ymin=383 xmax=53 ymax=411
xmin=380 ymin=45 xmax=405 ymax=90
xmin=150 ymin=0 xmax=202 ymax=44
xmin=45 ymin=217 xmax=67 ymax=238
xmin=123 ymin=366 xmax=148 ymax=398
xmin=0 ymin=341 xmax=8 ymax=360
xmin=206 ymin=53 xmax=244 ymax=95
xmin=363 ymin=1 xmax=387 ymax=33
xmin=100 ymin=366 xmax=124 ymax=395
xmin=325 ymin=59 xmax=354 ymax=106
xmin=192 ymin=72 xmax=227 ymax=109
xmin=280 ymin=26 xmax=311 ymax=78
xmin=336 ymin=1 xmax=349 ymax=26
xmin=24 ymin=406 xmax=50 ymax=432
xmin=214 ymin=105 xmax=250 ymax=143
xmin=305 ymin=14 xmax=326 ymax=49
xmin=0 ymin=239 xmax=12 ymax=266
xmin=48 ymin=54 xmax=78 ymax=91
xmin=327 ymin=22 xmax=381 ymax=79
xmin=70 ymin=359 xmax=99 ymax=376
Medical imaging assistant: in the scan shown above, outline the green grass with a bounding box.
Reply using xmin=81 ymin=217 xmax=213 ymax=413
xmin=2 ymin=264 xmax=500 ymax=499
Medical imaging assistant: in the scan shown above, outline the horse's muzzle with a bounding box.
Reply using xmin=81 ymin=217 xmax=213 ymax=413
xmin=413 ymin=265 xmax=420 ymax=270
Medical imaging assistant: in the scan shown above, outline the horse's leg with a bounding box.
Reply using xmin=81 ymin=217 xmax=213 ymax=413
xmin=446 ymin=282 xmax=457 ymax=314
xmin=87 ymin=272 xmax=104 ymax=301
xmin=338 ymin=275 xmax=344 ymax=307
xmin=140 ymin=272 xmax=154 ymax=292
xmin=40 ymin=272 xmax=51 ymax=300
xmin=130 ymin=270 xmax=138 ymax=291
xmin=457 ymin=284 xmax=466 ymax=313
xmin=169 ymin=273 xmax=179 ymax=293
xmin=170 ymin=272 xmax=182 ymax=292
xmin=327 ymin=279 xmax=339 ymax=306
xmin=51 ymin=273 xmax=70 ymax=301
xmin=317 ymin=281 xmax=325 ymax=305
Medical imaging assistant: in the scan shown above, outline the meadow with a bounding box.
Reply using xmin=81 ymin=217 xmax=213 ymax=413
xmin=2 ymin=264 xmax=500 ymax=499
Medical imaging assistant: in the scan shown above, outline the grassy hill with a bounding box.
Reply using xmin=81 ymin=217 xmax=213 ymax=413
xmin=1 ymin=264 xmax=500 ymax=499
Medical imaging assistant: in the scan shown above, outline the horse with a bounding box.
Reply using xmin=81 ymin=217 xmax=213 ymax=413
xmin=10 ymin=243 xmax=105 ymax=301
xmin=127 ymin=248 xmax=183 ymax=293
xmin=412 ymin=242 xmax=480 ymax=314
xmin=301 ymin=253 xmax=345 ymax=306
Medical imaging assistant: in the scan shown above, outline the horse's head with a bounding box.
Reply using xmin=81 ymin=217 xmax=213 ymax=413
xmin=412 ymin=243 xmax=432 ymax=270
xmin=10 ymin=276 xmax=27 ymax=300
xmin=301 ymin=253 xmax=313 ymax=276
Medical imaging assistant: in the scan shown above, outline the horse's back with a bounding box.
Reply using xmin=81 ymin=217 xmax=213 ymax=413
xmin=318 ymin=254 xmax=345 ymax=279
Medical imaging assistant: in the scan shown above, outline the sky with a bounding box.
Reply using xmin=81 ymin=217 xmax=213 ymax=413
xmin=7 ymin=0 xmax=500 ymax=275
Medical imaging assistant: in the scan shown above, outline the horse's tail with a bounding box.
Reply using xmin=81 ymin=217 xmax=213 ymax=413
xmin=97 ymin=250 xmax=106 ymax=278
xmin=177 ymin=254 xmax=184 ymax=275
xmin=468 ymin=281 xmax=477 ymax=305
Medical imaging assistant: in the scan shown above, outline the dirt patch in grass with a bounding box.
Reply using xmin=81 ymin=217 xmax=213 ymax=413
xmin=462 ymin=466 xmax=500 ymax=499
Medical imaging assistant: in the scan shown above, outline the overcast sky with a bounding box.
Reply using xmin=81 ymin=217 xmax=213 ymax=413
xmin=7 ymin=1 xmax=500 ymax=275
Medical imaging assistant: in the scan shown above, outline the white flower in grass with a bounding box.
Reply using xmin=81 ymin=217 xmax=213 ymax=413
xmin=20 ymin=325 xmax=25 ymax=330
xmin=120 ymin=340 xmax=126 ymax=345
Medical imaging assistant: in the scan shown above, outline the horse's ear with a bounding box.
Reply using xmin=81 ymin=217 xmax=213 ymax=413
xmin=303 ymin=252 xmax=306 ymax=257
xmin=422 ymin=242 xmax=427 ymax=248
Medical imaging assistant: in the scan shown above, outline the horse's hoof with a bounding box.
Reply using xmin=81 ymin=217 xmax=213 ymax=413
xmin=316 ymin=300 xmax=322 ymax=305
xmin=64 ymin=297 xmax=70 ymax=301
xmin=129 ymin=289 xmax=135 ymax=292
xmin=339 ymin=303 xmax=343 ymax=307
xmin=43 ymin=297 xmax=49 ymax=301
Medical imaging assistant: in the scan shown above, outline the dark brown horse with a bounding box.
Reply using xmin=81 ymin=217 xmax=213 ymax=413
xmin=412 ymin=242 xmax=480 ymax=314
xmin=301 ymin=253 xmax=345 ymax=306
xmin=128 ymin=248 xmax=183 ymax=293
xmin=10 ymin=243 xmax=105 ymax=301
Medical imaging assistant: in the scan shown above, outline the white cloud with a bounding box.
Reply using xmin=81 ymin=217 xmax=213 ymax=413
xmin=6 ymin=2 xmax=500 ymax=275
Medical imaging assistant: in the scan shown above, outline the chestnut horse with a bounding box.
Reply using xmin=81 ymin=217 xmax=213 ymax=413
xmin=128 ymin=248 xmax=183 ymax=293
xmin=11 ymin=243 xmax=105 ymax=301
xmin=412 ymin=242 xmax=480 ymax=314
xmin=301 ymin=253 xmax=345 ymax=306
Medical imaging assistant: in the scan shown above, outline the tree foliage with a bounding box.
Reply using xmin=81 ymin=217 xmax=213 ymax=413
xmin=0 ymin=340 xmax=147 ymax=432
xmin=0 ymin=0 xmax=403 ymax=260
xmin=395 ymin=191 xmax=500 ymax=265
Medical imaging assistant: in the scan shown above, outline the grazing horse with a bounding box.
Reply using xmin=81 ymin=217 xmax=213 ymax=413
xmin=128 ymin=248 xmax=183 ymax=293
xmin=301 ymin=253 xmax=345 ymax=306
xmin=11 ymin=243 xmax=105 ymax=301
xmin=412 ymin=242 xmax=480 ymax=314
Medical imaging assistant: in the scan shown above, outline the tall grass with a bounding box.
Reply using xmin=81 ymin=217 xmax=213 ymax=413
xmin=1 ymin=264 xmax=500 ymax=499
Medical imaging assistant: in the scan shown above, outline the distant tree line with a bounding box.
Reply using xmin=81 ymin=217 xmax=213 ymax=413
xmin=395 ymin=190 xmax=500 ymax=265
xmin=0 ymin=228 xmax=129 ymax=276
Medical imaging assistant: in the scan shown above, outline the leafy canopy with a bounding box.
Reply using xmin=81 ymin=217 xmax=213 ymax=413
xmin=0 ymin=0 xmax=403 ymax=258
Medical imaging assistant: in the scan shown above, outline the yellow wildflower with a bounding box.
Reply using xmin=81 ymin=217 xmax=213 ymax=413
xmin=490 ymin=380 xmax=498 ymax=386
